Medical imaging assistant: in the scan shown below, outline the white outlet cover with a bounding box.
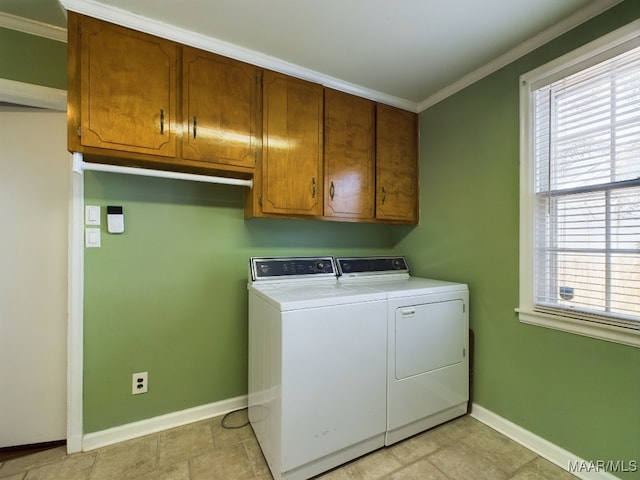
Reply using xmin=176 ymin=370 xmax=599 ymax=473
xmin=132 ymin=372 xmax=148 ymax=395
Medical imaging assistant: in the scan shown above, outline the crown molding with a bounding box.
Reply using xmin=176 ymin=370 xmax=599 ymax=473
xmin=0 ymin=11 xmax=66 ymax=43
xmin=57 ymin=0 xmax=622 ymax=114
xmin=59 ymin=0 xmax=418 ymax=112
xmin=417 ymin=0 xmax=624 ymax=111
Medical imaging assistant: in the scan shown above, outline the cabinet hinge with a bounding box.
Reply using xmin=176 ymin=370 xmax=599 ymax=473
xmin=258 ymin=194 xmax=263 ymax=207
xmin=77 ymin=126 xmax=82 ymax=137
xmin=463 ymin=348 xmax=466 ymax=357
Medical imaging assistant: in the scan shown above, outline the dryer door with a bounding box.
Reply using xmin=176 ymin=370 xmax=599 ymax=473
xmin=395 ymin=299 xmax=464 ymax=379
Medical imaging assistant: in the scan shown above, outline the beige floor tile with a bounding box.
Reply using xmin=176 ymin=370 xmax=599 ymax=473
xmin=23 ymin=453 xmax=95 ymax=480
xmin=189 ymin=443 xmax=255 ymax=480
xmin=315 ymin=466 xmax=352 ymax=480
xmin=388 ymin=458 xmax=450 ymax=480
xmin=342 ymin=449 xmax=403 ymax=480
xmin=3 ymin=412 xmax=574 ymax=480
xmin=428 ymin=441 xmax=509 ymax=480
xmin=388 ymin=430 xmax=440 ymax=464
xmin=158 ymin=421 xmax=215 ymax=466
xmin=0 ymin=473 xmax=26 ymax=480
xmin=210 ymin=412 xmax=254 ymax=449
xmin=90 ymin=435 xmax=158 ymax=480
xmin=461 ymin=425 xmax=537 ymax=474
xmin=243 ymin=438 xmax=270 ymax=477
xmin=425 ymin=415 xmax=488 ymax=448
xmin=510 ymin=457 xmax=578 ymax=480
xmin=135 ymin=461 xmax=191 ymax=480
xmin=0 ymin=447 xmax=69 ymax=477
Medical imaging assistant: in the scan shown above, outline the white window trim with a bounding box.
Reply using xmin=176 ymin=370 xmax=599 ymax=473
xmin=518 ymin=19 xmax=640 ymax=349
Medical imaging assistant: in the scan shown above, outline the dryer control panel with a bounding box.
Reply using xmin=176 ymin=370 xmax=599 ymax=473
xmin=336 ymin=256 xmax=409 ymax=277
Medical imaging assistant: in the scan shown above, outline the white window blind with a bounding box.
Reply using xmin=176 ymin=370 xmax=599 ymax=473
xmin=532 ymin=44 xmax=640 ymax=329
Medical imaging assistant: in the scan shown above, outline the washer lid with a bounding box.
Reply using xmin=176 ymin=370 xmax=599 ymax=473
xmin=248 ymin=282 xmax=386 ymax=311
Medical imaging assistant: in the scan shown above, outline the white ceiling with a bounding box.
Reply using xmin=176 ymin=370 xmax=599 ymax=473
xmin=0 ymin=0 xmax=623 ymax=111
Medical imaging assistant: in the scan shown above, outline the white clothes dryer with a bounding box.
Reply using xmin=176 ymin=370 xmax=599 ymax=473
xmin=336 ymin=256 xmax=469 ymax=445
xmin=248 ymin=257 xmax=388 ymax=480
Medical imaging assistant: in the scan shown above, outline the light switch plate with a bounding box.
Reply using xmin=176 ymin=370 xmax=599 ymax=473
xmin=85 ymin=227 xmax=101 ymax=248
xmin=85 ymin=205 xmax=100 ymax=225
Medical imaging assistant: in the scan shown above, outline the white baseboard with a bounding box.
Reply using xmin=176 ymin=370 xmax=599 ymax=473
xmin=470 ymin=403 xmax=624 ymax=480
xmin=82 ymin=395 xmax=248 ymax=451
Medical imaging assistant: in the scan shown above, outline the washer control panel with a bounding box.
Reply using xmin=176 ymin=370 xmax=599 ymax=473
xmin=336 ymin=256 xmax=409 ymax=276
xmin=250 ymin=257 xmax=336 ymax=281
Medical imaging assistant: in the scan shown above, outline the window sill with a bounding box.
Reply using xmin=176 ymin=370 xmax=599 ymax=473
xmin=516 ymin=308 xmax=640 ymax=348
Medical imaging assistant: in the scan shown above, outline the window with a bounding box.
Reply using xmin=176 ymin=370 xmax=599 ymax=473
xmin=519 ymin=20 xmax=640 ymax=347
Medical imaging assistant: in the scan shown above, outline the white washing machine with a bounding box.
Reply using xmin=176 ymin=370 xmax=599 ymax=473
xmin=336 ymin=256 xmax=469 ymax=445
xmin=247 ymin=257 xmax=388 ymax=480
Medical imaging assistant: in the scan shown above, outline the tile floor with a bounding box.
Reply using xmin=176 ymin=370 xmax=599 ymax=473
xmin=0 ymin=412 xmax=578 ymax=480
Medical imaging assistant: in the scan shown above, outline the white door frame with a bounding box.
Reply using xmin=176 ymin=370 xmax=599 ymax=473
xmin=0 ymin=80 xmax=83 ymax=453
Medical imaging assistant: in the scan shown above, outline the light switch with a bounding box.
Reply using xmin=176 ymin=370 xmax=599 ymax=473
xmin=85 ymin=227 xmax=101 ymax=248
xmin=85 ymin=205 xmax=101 ymax=225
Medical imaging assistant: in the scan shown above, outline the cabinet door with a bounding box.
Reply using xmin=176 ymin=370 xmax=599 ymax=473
xmin=182 ymin=48 xmax=259 ymax=168
xmin=376 ymin=104 xmax=418 ymax=223
xmin=324 ymin=89 xmax=375 ymax=220
xmin=262 ymin=72 xmax=323 ymax=216
xmin=78 ymin=15 xmax=177 ymax=157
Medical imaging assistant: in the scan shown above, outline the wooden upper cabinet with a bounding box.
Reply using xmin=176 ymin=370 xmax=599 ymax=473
xmin=324 ymin=89 xmax=375 ymax=220
xmin=376 ymin=104 xmax=418 ymax=223
xmin=182 ymin=48 xmax=260 ymax=168
xmin=73 ymin=13 xmax=177 ymax=157
xmin=261 ymin=71 xmax=323 ymax=216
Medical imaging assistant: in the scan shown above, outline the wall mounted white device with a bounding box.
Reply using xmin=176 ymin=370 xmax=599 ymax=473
xmin=106 ymin=206 xmax=124 ymax=234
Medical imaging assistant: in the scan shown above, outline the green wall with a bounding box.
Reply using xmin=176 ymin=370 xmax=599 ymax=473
xmin=83 ymin=172 xmax=396 ymax=432
xmin=0 ymin=28 xmax=66 ymax=89
xmin=12 ymin=1 xmax=635 ymax=474
xmin=393 ymin=2 xmax=640 ymax=478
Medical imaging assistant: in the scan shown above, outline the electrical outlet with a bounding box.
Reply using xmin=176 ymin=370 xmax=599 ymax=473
xmin=132 ymin=372 xmax=148 ymax=395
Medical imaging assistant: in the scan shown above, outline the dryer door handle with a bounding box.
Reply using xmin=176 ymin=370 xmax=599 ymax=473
xmin=401 ymin=308 xmax=416 ymax=317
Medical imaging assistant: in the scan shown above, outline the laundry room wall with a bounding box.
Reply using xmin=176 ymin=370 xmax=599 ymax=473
xmin=392 ymin=2 xmax=640 ymax=477
xmin=82 ymin=171 xmax=396 ymax=433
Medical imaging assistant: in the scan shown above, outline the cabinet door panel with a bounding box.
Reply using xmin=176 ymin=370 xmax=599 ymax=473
xmin=80 ymin=16 xmax=176 ymax=156
xmin=262 ymin=72 xmax=323 ymax=216
xmin=182 ymin=48 xmax=258 ymax=167
xmin=324 ymin=89 xmax=375 ymax=219
xmin=376 ymin=104 xmax=418 ymax=223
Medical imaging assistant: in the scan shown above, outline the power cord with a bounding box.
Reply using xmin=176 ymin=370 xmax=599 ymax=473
xmin=221 ymin=407 xmax=249 ymax=429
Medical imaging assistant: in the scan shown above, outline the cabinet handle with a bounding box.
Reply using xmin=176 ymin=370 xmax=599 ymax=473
xmin=312 ymin=177 xmax=317 ymax=198
xmin=330 ymin=181 xmax=335 ymax=200
xmin=160 ymin=109 xmax=165 ymax=135
xmin=193 ymin=116 xmax=197 ymax=140
xmin=381 ymin=186 xmax=387 ymax=204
